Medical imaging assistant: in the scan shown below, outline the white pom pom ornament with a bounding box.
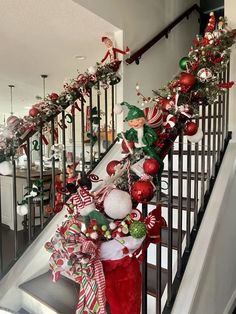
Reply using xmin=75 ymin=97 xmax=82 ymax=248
xmin=0 ymin=161 xmax=13 ymax=176
xmin=17 ymin=204 xmax=28 ymax=216
xmin=103 ymin=189 xmax=132 ymax=220
xmin=87 ymin=66 xmax=97 ymax=75
xmin=187 ymin=128 xmax=203 ymax=143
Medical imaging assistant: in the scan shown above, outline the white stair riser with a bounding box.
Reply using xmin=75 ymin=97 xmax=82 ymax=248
xmin=147 ymin=244 xmax=177 ymax=269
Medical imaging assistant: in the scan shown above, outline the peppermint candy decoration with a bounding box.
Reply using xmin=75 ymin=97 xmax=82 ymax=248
xmin=144 ymin=214 xmax=156 ymax=230
xmin=197 ymin=68 xmax=213 ymax=83
xmin=163 ymin=114 xmax=177 ymax=129
xmin=144 ymin=105 xmax=163 ymax=128
xmin=130 ymin=209 xmax=142 ymax=221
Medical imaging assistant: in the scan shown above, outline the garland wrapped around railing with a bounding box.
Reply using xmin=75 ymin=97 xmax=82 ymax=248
xmin=44 ymin=13 xmax=235 ymax=314
xmin=0 ymin=60 xmax=122 ymax=164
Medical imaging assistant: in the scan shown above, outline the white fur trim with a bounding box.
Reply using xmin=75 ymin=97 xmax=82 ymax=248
xmin=80 ymin=203 xmax=96 ymax=216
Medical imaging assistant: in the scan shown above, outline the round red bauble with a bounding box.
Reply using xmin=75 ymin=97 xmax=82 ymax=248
xmin=179 ymin=72 xmax=196 ymax=89
xmin=143 ymin=158 xmax=160 ymax=176
xmin=106 ymin=160 xmax=120 ymax=176
xmin=29 ymin=107 xmax=39 ymax=117
xmin=50 ymin=93 xmax=59 ymax=101
xmin=121 ymin=139 xmax=135 ymax=153
xmin=184 ymin=121 xmax=198 ymax=136
xmin=131 ymin=180 xmax=154 ymax=204
xmin=160 ymin=99 xmax=173 ymax=112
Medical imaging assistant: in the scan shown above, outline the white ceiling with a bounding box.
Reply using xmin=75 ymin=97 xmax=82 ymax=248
xmin=0 ymin=0 xmax=119 ymax=120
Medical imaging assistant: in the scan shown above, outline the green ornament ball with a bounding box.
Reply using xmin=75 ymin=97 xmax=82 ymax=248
xmin=129 ymin=221 xmax=147 ymax=239
xmin=179 ymin=57 xmax=189 ymax=71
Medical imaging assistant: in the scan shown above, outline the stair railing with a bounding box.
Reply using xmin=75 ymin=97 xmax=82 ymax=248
xmin=140 ymin=62 xmax=231 ymax=314
xmin=0 ymin=84 xmax=117 ymax=278
xmin=126 ymin=3 xmax=202 ymax=65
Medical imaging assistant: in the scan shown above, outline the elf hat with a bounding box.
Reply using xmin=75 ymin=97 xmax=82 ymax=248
xmin=121 ymin=101 xmax=145 ymax=121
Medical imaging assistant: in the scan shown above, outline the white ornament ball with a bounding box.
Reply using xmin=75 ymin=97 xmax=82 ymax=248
xmin=87 ymin=65 xmax=97 ymax=75
xmin=187 ymin=128 xmax=203 ymax=143
xmin=114 ymin=103 xmax=123 ymax=115
xmin=0 ymin=161 xmax=13 ymax=176
xmin=109 ymin=222 xmax=117 ymax=230
xmin=104 ymin=189 xmax=132 ymax=220
xmin=17 ymin=204 xmax=28 ymax=216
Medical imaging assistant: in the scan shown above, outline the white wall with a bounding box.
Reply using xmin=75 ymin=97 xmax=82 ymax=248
xmin=172 ymin=142 xmax=236 ymax=314
xmin=225 ymin=0 xmax=236 ymax=140
xmin=74 ymin=0 xmax=199 ymax=106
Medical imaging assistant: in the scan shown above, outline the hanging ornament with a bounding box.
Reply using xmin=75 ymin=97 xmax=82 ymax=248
xmin=17 ymin=204 xmax=28 ymax=216
xmin=163 ymin=114 xmax=177 ymax=129
xmin=184 ymin=121 xmax=198 ymax=136
xmin=49 ymin=93 xmax=59 ymax=102
xmin=103 ymin=189 xmax=132 ymax=220
xmin=143 ymin=105 xmax=163 ymax=129
xmin=129 ymin=221 xmax=147 ymax=239
xmin=197 ymin=68 xmax=213 ymax=83
xmin=29 ymin=107 xmax=40 ymax=117
xmin=179 ymin=57 xmax=189 ymax=71
xmin=131 ymin=180 xmax=154 ymax=203
xmin=159 ymin=98 xmax=174 ymax=112
xmin=187 ymin=128 xmax=203 ymax=143
xmin=106 ymin=160 xmax=121 ymax=176
xmin=143 ymin=158 xmax=160 ymax=176
xmin=179 ymin=72 xmax=196 ymax=91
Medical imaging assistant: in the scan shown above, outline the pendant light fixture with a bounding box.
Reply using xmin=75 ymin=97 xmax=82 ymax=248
xmin=8 ymin=84 xmax=15 ymax=115
xmin=41 ymin=74 xmax=48 ymax=100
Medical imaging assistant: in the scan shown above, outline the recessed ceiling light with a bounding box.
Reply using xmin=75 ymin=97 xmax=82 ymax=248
xmin=75 ymin=55 xmax=86 ymax=60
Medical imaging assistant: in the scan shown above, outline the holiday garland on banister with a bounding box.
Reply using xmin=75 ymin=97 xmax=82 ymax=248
xmin=44 ymin=13 xmax=235 ymax=314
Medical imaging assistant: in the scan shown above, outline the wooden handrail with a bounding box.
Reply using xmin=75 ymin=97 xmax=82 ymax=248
xmin=126 ymin=3 xmax=202 ymax=65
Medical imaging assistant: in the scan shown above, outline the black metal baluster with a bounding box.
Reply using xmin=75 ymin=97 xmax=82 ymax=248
xmin=193 ymin=136 xmax=199 ymax=230
xmin=186 ymin=140 xmax=191 ymax=250
xmin=142 ymin=203 xmax=148 ymax=314
xmin=111 ymin=85 xmax=115 ymax=143
xmin=26 ymin=139 xmax=32 ymax=240
xmin=105 ymin=88 xmax=108 ymax=150
xmin=0 ymin=175 xmax=3 ymax=275
xmin=222 ymin=70 xmax=226 ymax=148
xmin=97 ymin=84 xmax=101 ymax=159
xmin=167 ymin=147 xmax=173 ymax=306
xmin=12 ymin=158 xmax=18 ymax=259
xmin=89 ymin=91 xmax=93 ymax=168
xmin=71 ymin=108 xmax=76 ymax=175
xmin=177 ymin=131 xmax=183 ymax=276
xmin=61 ymin=111 xmax=67 ymax=188
xmin=212 ymin=100 xmax=217 ymax=179
xmin=39 ymin=127 xmax=44 ymax=229
xmin=226 ymin=62 xmax=230 ymax=136
xmin=206 ymin=104 xmax=212 ymax=191
xmin=80 ymin=100 xmax=85 ymax=174
xmin=51 ymin=119 xmax=55 ymax=208
xmin=156 ymin=179 xmax=162 ymax=314
xmin=200 ymin=106 xmax=206 ymax=210
xmin=217 ymin=73 xmax=222 ymax=163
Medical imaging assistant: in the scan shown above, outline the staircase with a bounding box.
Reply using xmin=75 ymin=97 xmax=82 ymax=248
xmin=0 ymin=3 xmax=235 ymax=314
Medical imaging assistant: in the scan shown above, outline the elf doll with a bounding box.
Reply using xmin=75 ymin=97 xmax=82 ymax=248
xmin=118 ymin=102 xmax=164 ymax=174
xmin=101 ymin=36 xmax=130 ymax=63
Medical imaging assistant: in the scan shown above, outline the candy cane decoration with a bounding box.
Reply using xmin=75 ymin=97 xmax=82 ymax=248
xmin=121 ymin=132 xmax=133 ymax=154
xmin=126 ymin=159 xmax=132 ymax=194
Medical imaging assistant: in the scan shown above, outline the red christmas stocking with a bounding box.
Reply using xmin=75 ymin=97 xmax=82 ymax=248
xmin=102 ymin=256 xmax=141 ymax=314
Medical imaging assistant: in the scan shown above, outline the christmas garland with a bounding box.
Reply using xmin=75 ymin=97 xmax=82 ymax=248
xmin=0 ymin=61 xmax=121 ymax=163
xmin=44 ymin=13 xmax=236 ymax=314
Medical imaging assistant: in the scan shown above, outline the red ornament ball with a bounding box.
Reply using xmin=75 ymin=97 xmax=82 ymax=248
xmin=50 ymin=93 xmax=59 ymax=101
xmin=143 ymin=158 xmax=160 ymax=176
xmin=131 ymin=180 xmax=154 ymax=204
xmin=184 ymin=121 xmax=198 ymax=136
xmin=160 ymin=99 xmax=174 ymax=112
xmin=29 ymin=107 xmax=39 ymax=117
xmin=106 ymin=160 xmax=120 ymax=176
xmin=179 ymin=72 xmax=196 ymax=89
xmin=121 ymin=139 xmax=135 ymax=153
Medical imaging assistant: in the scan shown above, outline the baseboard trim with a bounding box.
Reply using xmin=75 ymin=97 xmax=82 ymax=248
xmin=223 ymin=288 xmax=236 ymax=314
